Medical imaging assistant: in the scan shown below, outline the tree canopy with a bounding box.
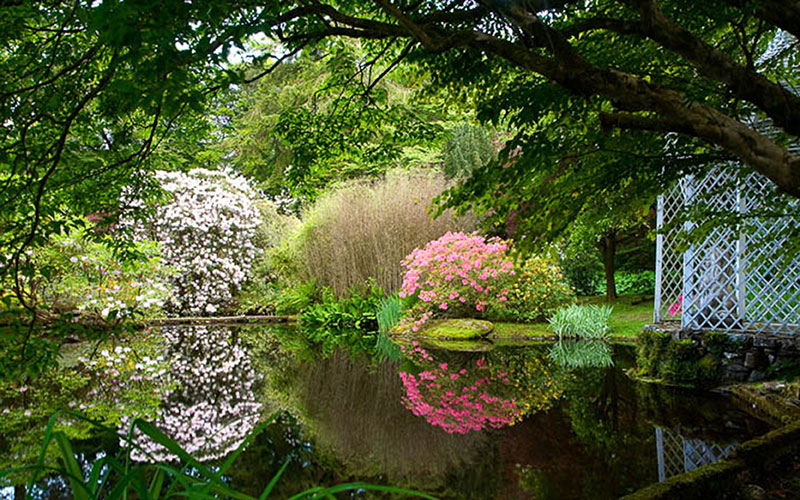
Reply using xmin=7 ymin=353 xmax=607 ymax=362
xmin=2 ymin=0 xmax=799 ymax=259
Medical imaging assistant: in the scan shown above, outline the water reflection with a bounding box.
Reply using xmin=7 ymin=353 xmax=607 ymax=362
xmin=126 ymin=326 xmax=261 ymax=462
xmin=399 ymin=343 xmax=567 ymax=433
xmin=655 ymin=427 xmax=738 ymax=481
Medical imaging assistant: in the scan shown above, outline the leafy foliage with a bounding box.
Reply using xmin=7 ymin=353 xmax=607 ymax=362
xmin=489 ymin=256 xmax=574 ymax=322
xmin=299 ymin=282 xmax=383 ymax=332
xmin=3 ymin=223 xmax=169 ymax=322
xmin=442 ymin=123 xmax=496 ymax=180
xmin=222 ymin=44 xmax=446 ymax=203
xmin=0 ymin=411 xmax=436 ymax=500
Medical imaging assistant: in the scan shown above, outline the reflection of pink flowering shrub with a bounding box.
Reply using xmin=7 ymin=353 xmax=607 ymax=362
xmin=398 ymin=232 xmax=514 ymax=331
xmin=399 ymin=342 xmax=520 ymax=434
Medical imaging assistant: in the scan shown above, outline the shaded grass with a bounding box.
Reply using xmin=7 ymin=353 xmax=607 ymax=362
xmin=492 ymin=294 xmax=653 ymax=340
xmin=580 ymin=294 xmax=654 ymax=337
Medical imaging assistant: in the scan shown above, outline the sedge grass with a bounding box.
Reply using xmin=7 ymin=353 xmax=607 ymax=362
xmin=548 ymin=304 xmax=613 ymax=339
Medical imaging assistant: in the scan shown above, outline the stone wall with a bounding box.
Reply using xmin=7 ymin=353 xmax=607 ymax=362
xmin=644 ymin=322 xmax=800 ymax=383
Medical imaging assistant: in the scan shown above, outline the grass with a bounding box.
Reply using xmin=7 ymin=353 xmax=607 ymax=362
xmin=492 ymin=294 xmax=653 ymax=340
xmin=579 ymin=294 xmax=654 ymax=337
xmin=2 ymin=411 xmax=437 ymax=500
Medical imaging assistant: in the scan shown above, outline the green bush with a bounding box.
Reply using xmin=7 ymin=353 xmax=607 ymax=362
xmin=442 ymin=122 xmax=496 ymax=179
xmin=636 ymin=331 xmax=726 ymax=385
xmin=237 ymin=202 xmax=301 ymax=314
xmin=5 ymin=223 xmax=169 ymax=322
xmin=489 ymin=256 xmax=574 ymax=322
xmin=558 ymin=234 xmax=603 ymax=296
xmin=290 ymin=169 xmax=478 ymax=297
xmin=613 ymin=271 xmax=655 ymax=295
xmin=548 ymin=304 xmax=613 ymax=339
xmin=274 ymin=280 xmax=318 ymax=315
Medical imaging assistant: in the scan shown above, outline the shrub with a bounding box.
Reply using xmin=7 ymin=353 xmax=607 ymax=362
xmin=237 ymin=201 xmax=301 ymax=314
xmin=442 ymin=122 xmax=496 ymax=179
xmin=399 ymin=232 xmax=514 ymax=331
xmin=489 ymin=256 xmax=574 ymax=322
xmin=291 ymin=169 xmax=478 ymax=297
xmin=548 ymin=304 xmax=612 ymax=339
xmin=274 ymin=280 xmax=318 ymax=315
xmin=614 ymin=270 xmax=655 ymax=295
xmin=9 ymin=224 xmax=169 ymax=322
xmin=558 ymin=236 xmax=603 ymax=296
xmin=123 ymin=169 xmax=262 ymax=315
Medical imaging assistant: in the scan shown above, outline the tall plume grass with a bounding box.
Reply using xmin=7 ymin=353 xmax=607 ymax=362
xmin=293 ymin=169 xmax=477 ymax=296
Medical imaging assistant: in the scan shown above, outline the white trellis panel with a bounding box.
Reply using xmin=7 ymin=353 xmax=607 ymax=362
xmin=655 ymin=166 xmax=800 ymax=335
xmin=654 ymin=182 xmax=686 ymax=323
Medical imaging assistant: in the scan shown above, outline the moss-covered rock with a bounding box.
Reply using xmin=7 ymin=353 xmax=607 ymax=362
xmin=420 ymin=339 xmax=495 ymax=352
xmin=391 ymin=318 xmax=493 ymax=339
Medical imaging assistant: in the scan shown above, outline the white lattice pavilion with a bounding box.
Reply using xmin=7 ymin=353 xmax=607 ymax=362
xmin=654 ymin=166 xmax=800 ymax=335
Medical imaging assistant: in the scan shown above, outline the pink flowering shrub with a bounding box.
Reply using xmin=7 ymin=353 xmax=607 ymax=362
xmin=399 ymin=342 xmax=520 ymax=434
xmin=398 ymin=232 xmax=514 ymax=331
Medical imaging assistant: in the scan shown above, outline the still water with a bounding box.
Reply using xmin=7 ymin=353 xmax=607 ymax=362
xmin=0 ymin=324 xmax=771 ymax=499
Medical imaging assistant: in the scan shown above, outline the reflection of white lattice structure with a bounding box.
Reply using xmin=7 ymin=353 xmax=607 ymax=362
xmin=654 ymin=167 xmax=800 ymax=334
xmin=655 ymin=427 xmax=738 ymax=481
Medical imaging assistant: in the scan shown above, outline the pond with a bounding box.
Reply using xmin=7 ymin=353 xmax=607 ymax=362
xmin=0 ymin=324 xmax=771 ymax=499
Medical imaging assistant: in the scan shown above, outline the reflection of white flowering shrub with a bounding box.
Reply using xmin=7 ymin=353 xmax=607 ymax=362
xmin=124 ymin=326 xmax=262 ymax=462
xmin=126 ymin=169 xmax=262 ymax=315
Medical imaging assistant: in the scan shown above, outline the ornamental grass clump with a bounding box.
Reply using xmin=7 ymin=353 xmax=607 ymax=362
xmin=291 ymin=170 xmax=477 ymax=297
xmin=399 ymin=232 xmax=514 ymax=332
xmin=548 ymin=304 xmax=613 ymax=339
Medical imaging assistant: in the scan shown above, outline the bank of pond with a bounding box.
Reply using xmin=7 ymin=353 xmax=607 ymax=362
xmin=2 ymin=323 xmax=785 ymax=500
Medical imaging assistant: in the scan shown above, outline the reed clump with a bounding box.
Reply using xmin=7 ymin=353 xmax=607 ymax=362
xmin=293 ymin=169 xmax=477 ymax=297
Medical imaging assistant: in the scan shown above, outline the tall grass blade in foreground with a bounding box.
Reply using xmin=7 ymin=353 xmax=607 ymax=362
xmin=0 ymin=410 xmax=437 ymax=500
xmin=548 ymin=304 xmax=613 ymax=339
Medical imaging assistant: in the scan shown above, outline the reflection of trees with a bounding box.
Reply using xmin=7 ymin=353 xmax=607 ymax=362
xmin=296 ymin=350 xmax=496 ymax=493
xmin=127 ymin=326 xmax=261 ymax=462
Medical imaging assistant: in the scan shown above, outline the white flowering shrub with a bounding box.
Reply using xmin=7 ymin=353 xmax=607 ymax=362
xmin=126 ymin=169 xmax=262 ymax=315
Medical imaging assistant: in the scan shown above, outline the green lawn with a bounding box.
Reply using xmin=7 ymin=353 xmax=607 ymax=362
xmin=492 ymin=294 xmax=654 ymax=340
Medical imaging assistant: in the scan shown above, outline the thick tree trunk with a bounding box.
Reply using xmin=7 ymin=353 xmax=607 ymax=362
xmin=602 ymin=232 xmax=617 ymax=301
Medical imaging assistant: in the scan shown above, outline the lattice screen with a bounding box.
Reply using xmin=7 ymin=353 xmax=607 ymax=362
xmin=654 ymin=167 xmax=800 ymax=335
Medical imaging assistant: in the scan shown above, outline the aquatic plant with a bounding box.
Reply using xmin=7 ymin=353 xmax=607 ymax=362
xmin=548 ymin=304 xmax=613 ymax=339
xmin=1 ymin=411 xmax=437 ymax=500
xmin=299 ymin=282 xmax=382 ymax=331
xmin=399 ymin=232 xmax=514 ymax=331
xmin=122 ymin=169 xmax=262 ymax=315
